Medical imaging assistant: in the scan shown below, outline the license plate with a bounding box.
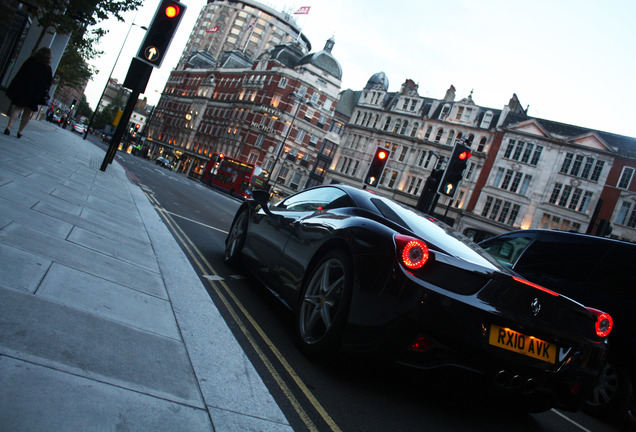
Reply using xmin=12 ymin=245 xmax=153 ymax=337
xmin=489 ymin=324 xmax=557 ymax=364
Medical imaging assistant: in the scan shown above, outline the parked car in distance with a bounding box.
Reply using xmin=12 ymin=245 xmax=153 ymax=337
xmin=479 ymin=229 xmax=635 ymax=418
xmin=225 ymin=185 xmax=613 ymax=413
xmin=155 ymin=157 xmax=172 ymax=169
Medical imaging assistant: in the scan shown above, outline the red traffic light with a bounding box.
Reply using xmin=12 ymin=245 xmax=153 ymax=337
xmin=165 ymin=5 xmax=180 ymax=17
xmin=377 ymin=150 xmax=388 ymax=160
xmin=458 ymin=151 xmax=471 ymax=160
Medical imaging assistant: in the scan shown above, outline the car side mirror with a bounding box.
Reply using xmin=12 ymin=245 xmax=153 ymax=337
xmin=252 ymin=189 xmax=270 ymax=205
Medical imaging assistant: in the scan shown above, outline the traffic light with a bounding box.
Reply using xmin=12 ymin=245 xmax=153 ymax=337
xmin=364 ymin=147 xmax=391 ymax=187
xmin=136 ymin=0 xmax=186 ymax=68
xmin=438 ymin=142 xmax=472 ymax=197
xmin=70 ymin=99 xmax=77 ymax=110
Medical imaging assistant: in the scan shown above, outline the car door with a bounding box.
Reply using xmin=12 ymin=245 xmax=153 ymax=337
xmin=247 ymin=187 xmax=353 ymax=302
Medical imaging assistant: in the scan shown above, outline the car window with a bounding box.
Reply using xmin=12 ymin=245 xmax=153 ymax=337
xmin=480 ymin=233 xmax=535 ymax=268
xmin=588 ymin=243 xmax=636 ymax=300
xmin=513 ymin=234 xmax=604 ymax=286
xmin=370 ymin=196 xmax=502 ymax=270
xmin=276 ymin=187 xmax=354 ymax=212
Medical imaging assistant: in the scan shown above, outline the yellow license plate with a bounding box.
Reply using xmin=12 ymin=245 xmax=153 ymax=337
xmin=489 ymin=324 xmax=557 ymax=364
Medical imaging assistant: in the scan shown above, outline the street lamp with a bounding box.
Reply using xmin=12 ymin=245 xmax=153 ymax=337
xmin=268 ymin=91 xmax=312 ymax=191
xmin=83 ymin=21 xmax=147 ymax=140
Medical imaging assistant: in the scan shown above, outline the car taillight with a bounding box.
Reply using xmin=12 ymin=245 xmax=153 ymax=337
xmin=395 ymin=235 xmax=429 ymax=270
xmin=587 ymin=308 xmax=613 ymax=338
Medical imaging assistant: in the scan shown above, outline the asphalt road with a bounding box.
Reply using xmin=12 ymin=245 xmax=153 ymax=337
xmin=97 ymin=140 xmax=620 ymax=432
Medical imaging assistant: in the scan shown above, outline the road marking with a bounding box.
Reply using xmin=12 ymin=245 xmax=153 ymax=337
xmin=550 ymin=409 xmax=592 ymax=432
xmin=153 ymin=206 xmax=228 ymax=234
xmin=148 ymin=196 xmax=341 ymax=432
xmin=203 ymin=275 xmax=225 ymax=281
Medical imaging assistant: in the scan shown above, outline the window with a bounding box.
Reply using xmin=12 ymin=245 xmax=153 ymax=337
xmin=393 ymin=119 xmax=401 ymax=133
xmin=538 ymin=213 xmax=581 ymax=232
xmin=455 ymin=107 xmax=464 ymax=120
xmin=504 ymin=139 xmax=543 ymax=166
xmin=446 ymin=130 xmax=455 ymax=145
xmin=424 ymin=126 xmax=432 ymax=140
xmin=383 ymin=117 xmax=392 ymax=131
xmin=278 ymin=77 xmax=288 ymax=89
xmin=290 ymin=172 xmax=302 ymax=190
xmin=561 ymin=152 xmax=606 ymax=182
xmin=478 ymin=137 xmax=487 ymax=152
xmin=296 ymin=129 xmax=306 ymax=142
xmin=616 ymin=201 xmax=636 ymax=228
xmin=481 ymin=196 xmax=521 ymax=226
xmin=410 ymin=122 xmax=419 ymax=137
xmin=277 ymin=186 xmax=354 ymax=211
xmin=618 ymin=166 xmax=634 ymax=189
xmin=481 ymin=111 xmax=493 ymax=129
xmin=434 ymin=128 xmax=444 ymax=143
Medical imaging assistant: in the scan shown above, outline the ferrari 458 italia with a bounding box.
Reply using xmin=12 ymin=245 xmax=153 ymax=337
xmin=224 ymin=185 xmax=612 ymax=412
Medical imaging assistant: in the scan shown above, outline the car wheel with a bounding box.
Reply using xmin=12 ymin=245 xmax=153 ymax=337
xmin=295 ymin=249 xmax=353 ymax=357
xmin=585 ymin=361 xmax=633 ymax=418
xmin=224 ymin=210 xmax=248 ymax=266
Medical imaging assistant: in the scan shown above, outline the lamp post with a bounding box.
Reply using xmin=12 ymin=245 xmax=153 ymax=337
xmin=268 ymin=91 xmax=312 ymax=191
xmin=83 ymin=21 xmax=147 ymax=140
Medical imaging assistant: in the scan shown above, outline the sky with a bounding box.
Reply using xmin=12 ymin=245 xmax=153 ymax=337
xmin=83 ymin=0 xmax=636 ymax=138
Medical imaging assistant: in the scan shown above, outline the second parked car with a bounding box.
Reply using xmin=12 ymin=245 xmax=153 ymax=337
xmin=480 ymin=229 xmax=635 ymax=418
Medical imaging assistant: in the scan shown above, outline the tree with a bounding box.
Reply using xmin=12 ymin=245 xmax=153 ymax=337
xmin=33 ymin=0 xmax=142 ymax=55
xmin=92 ymin=96 xmax=124 ymax=130
xmin=76 ymin=95 xmax=93 ymax=120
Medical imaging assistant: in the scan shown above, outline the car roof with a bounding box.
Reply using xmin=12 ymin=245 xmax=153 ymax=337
xmin=484 ymin=229 xmax=635 ymax=248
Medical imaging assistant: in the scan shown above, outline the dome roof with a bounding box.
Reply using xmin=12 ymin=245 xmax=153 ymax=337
xmin=364 ymin=72 xmax=389 ymax=91
xmin=297 ymin=37 xmax=342 ymax=80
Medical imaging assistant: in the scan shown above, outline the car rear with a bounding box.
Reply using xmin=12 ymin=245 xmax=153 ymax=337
xmin=391 ymin=239 xmax=610 ymax=412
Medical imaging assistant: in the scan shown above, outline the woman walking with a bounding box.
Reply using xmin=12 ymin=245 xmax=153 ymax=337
xmin=4 ymin=47 xmax=53 ymax=138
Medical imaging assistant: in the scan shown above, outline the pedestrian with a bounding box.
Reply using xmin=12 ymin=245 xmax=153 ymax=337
xmin=3 ymin=47 xmax=53 ymax=138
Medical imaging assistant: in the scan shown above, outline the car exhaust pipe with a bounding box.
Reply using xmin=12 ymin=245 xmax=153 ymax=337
xmin=495 ymin=370 xmax=510 ymax=387
xmin=523 ymin=378 xmax=537 ymax=395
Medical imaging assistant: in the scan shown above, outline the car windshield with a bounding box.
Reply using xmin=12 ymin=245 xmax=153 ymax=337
xmin=370 ymin=196 xmax=503 ymax=270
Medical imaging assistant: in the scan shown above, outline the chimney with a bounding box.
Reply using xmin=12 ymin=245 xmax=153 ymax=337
xmin=443 ymin=85 xmax=456 ymax=101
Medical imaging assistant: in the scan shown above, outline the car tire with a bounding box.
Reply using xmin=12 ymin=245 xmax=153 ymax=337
xmin=224 ymin=209 xmax=248 ymax=266
xmin=585 ymin=361 xmax=633 ymax=419
xmin=295 ymin=249 xmax=353 ymax=358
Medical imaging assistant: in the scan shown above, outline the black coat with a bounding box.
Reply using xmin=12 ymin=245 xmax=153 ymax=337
xmin=6 ymin=57 xmax=53 ymax=111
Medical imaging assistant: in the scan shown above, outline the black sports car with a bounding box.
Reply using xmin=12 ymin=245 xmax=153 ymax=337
xmin=224 ymin=185 xmax=612 ymax=412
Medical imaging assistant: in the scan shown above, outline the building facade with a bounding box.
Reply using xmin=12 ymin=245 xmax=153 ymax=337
xmin=145 ymin=0 xmax=343 ymax=184
xmin=325 ymin=71 xmax=636 ymax=243
xmin=178 ymin=0 xmax=311 ymax=70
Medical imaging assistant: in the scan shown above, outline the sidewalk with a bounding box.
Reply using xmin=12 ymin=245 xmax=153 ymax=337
xmin=0 ymin=117 xmax=292 ymax=431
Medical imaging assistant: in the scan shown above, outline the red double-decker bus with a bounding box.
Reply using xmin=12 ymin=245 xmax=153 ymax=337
xmin=201 ymin=153 xmax=269 ymax=199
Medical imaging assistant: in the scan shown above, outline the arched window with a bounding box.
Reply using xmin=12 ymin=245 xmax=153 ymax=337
xmin=383 ymin=117 xmax=392 ymax=131
xmin=434 ymin=128 xmax=444 ymax=142
xmin=446 ymin=130 xmax=455 ymax=145
xmin=467 ymin=134 xmax=475 ymax=144
xmin=400 ymin=120 xmax=409 ymax=135
xmin=372 ymin=115 xmax=379 ymax=129
xmin=424 ymin=126 xmax=432 ymax=140
xmin=393 ymin=119 xmax=401 ymax=133
xmin=410 ymin=122 xmax=419 ymax=137
xmin=478 ymin=136 xmax=487 ymax=152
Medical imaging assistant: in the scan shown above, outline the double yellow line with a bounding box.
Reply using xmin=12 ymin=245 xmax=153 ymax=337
xmin=147 ymin=193 xmax=342 ymax=432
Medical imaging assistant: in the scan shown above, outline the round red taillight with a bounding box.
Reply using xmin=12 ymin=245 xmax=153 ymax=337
xmin=395 ymin=235 xmax=429 ymax=270
xmin=587 ymin=308 xmax=613 ymax=338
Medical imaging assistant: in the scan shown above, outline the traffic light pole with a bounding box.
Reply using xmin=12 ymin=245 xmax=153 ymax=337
xmin=100 ymin=87 xmax=141 ymax=171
